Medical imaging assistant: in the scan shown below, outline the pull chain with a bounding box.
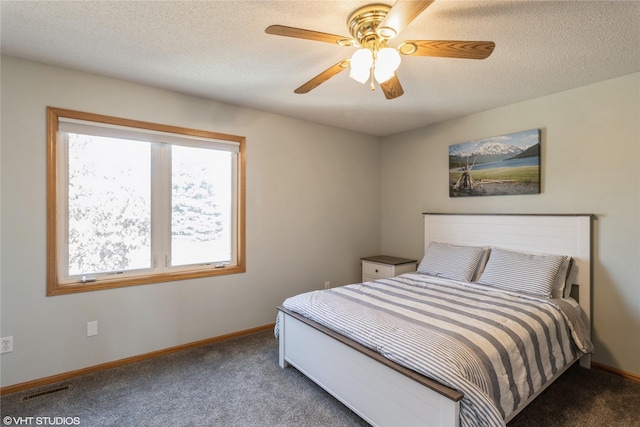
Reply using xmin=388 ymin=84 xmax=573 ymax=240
xmin=370 ymin=58 xmax=376 ymax=91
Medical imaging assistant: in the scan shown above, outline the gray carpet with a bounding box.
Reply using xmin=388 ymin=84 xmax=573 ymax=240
xmin=1 ymin=330 xmax=639 ymax=426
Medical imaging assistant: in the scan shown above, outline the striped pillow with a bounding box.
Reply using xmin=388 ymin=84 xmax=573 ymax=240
xmin=555 ymin=257 xmax=574 ymax=299
xmin=418 ymin=242 xmax=485 ymax=282
xmin=478 ymin=248 xmax=569 ymax=297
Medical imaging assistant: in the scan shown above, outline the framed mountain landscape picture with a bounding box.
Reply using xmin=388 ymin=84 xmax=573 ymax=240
xmin=449 ymin=129 xmax=541 ymax=197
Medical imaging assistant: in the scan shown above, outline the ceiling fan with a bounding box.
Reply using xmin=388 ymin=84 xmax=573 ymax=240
xmin=265 ymin=1 xmax=495 ymax=100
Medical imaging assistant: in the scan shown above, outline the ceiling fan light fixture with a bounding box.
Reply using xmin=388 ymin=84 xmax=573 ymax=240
xmin=373 ymin=67 xmax=394 ymax=84
xmin=349 ymin=48 xmax=374 ymax=83
xmin=373 ymin=47 xmax=401 ymax=83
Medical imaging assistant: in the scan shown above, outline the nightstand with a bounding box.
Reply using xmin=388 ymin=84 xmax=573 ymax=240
xmin=361 ymin=255 xmax=418 ymax=282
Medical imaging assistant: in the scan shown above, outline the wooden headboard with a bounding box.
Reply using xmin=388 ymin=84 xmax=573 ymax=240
xmin=423 ymin=213 xmax=593 ymax=366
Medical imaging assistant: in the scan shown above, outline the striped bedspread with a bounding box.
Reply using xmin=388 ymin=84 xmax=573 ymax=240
xmin=277 ymin=273 xmax=592 ymax=427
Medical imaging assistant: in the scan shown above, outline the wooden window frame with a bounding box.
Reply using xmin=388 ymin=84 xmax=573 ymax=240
xmin=46 ymin=107 xmax=246 ymax=296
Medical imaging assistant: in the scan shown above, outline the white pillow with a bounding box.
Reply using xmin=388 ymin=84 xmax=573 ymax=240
xmin=418 ymin=242 xmax=485 ymax=282
xmin=478 ymin=248 xmax=569 ymax=297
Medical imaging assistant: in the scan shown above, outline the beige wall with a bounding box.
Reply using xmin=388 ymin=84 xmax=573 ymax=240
xmin=2 ymin=56 xmax=638 ymax=388
xmin=380 ymin=73 xmax=640 ymax=375
xmin=0 ymin=57 xmax=382 ymax=387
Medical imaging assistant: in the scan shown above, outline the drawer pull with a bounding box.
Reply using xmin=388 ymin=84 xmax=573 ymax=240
xmin=375 ymin=269 xmax=379 ymax=273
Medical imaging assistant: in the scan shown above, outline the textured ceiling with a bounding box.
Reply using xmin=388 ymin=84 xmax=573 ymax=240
xmin=1 ymin=1 xmax=639 ymax=137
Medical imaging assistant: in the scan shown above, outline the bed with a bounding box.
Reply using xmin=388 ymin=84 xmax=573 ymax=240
xmin=276 ymin=214 xmax=593 ymax=427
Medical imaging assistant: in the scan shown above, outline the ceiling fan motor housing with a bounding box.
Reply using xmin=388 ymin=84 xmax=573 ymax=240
xmin=348 ymin=4 xmax=392 ymax=49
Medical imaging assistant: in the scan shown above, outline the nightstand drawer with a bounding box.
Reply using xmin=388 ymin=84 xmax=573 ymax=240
xmin=362 ymin=262 xmax=394 ymax=278
xmin=361 ymin=255 xmax=418 ymax=282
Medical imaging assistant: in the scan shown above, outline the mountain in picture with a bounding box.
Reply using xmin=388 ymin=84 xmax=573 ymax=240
xmin=449 ymin=140 xmax=530 ymax=165
xmin=508 ymin=142 xmax=540 ymax=160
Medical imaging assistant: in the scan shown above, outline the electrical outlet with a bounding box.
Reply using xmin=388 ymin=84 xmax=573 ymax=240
xmin=1 ymin=336 xmax=13 ymax=354
xmin=324 ymin=281 xmax=331 ymax=289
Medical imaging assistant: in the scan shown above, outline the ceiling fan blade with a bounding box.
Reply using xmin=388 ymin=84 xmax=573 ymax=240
xmin=377 ymin=1 xmax=435 ymax=39
xmin=399 ymin=40 xmax=495 ymax=59
xmin=294 ymin=60 xmax=350 ymax=94
xmin=380 ymin=74 xmax=404 ymax=100
xmin=265 ymin=25 xmax=353 ymax=46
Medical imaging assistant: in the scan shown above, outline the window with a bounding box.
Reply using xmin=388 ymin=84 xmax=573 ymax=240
xmin=47 ymin=107 xmax=245 ymax=295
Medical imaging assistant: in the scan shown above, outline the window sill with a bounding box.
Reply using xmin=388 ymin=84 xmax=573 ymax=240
xmin=47 ymin=265 xmax=245 ymax=296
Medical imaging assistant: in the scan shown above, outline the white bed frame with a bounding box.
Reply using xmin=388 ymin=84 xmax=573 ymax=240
xmin=278 ymin=214 xmax=593 ymax=427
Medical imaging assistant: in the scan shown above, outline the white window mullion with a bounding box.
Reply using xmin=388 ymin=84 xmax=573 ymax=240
xmin=151 ymin=143 xmax=172 ymax=273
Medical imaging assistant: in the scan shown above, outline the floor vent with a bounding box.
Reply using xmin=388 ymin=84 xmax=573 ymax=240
xmin=22 ymin=385 xmax=69 ymax=401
